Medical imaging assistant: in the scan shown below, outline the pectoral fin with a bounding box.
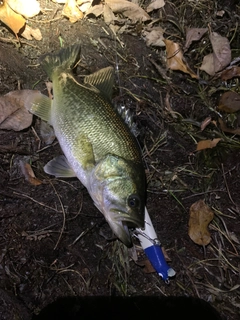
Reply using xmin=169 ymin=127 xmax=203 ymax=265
xmin=25 ymin=91 xmax=52 ymax=123
xmin=44 ymin=155 xmax=76 ymax=177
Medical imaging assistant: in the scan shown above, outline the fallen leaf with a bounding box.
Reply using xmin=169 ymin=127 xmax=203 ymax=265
xmin=40 ymin=121 xmax=56 ymax=145
xmin=164 ymin=39 xmax=198 ymax=78
xmin=218 ymin=91 xmax=240 ymax=113
xmin=200 ymin=116 xmax=212 ymax=131
xmin=0 ymin=1 xmax=26 ymax=37
xmin=7 ymin=0 xmax=40 ymax=18
xmin=0 ymin=90 xmax=35 ymax=131
xmin=86 ymin=3 xmax=103 ymax=17
xmin=19 ymin=161 xmax=42 ymax=186
xmin=103 ymin=3 xmax=115 ymax=25
xmin=62 ymin=0 xmax=83 ymax=23
xmin=188 ymin=199 xmax=214 ymax=246
xmin=218 ymin=118 xmax=240 ymax=135
xmin=200 ymin=31 xmax=231 ymax=75
xmin=184 ymin=28 xmax=207 ymax=51
xmin=210 ymin=31 xmax=231 ymax=73
xmin=196 ymin=138 xmax=221 ymax=151
xmin=146 ymin=0 xmax=165 ymax=13
xmin=20 ymin=24 xmax=42 ymax=41
xmin=200 ymin=53 xmax=215 ymax=75
xmin=143 ymin=27 xmax=165 ymax=47
xmin=105 ymin=0 xmax=151 ymax=23
xmin=221 ymin=66 xmax=240 ymax=81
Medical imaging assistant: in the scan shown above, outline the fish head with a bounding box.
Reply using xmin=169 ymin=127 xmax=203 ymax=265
xmin=89 ymin=155 xmax=145 ymax=247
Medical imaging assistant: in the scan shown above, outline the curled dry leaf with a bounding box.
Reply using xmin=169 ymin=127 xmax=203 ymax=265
xmin=19 ymin=161 xmax=42 ymax=186
xmin=218 ymin=118 xmax=240 ymax=135
xmin=184 ymin=28 xmax=207 ymax=51
xmin=218 ymin=91 xmax=240 ymax=113
xmin=103 ymin=3 xmax=115 ymax=25
xmin=0 ymin=90 xmax=34 ymax=131
xmin=146 ymin=0 xmax=165 ymax=13
xmin=20 ymin=24 xmax=42 ymax=41
xmin=86 ymin=3 xmax=103 ymax=17
xmin=221 ymin=66 xmax=240 ymax=81
xmin=143 ymin=27 xmax=165 ymax=47
xmin=164 ymin=39 xmax=198 ymax=78
xmin=200 ymin=116 xmax=212 ymax=131
xmin=200 ymin=31 xmax=231 ymax=76
xmin=196 ymin=138 xmax=221 ymax=151
xmin=105 ymin=0 xmax=151 ymax=23
xmin=0 ymin=1 xmax=25 ymax=37
xmin=188 ymin=199 xmax=214 ymax=246
xmin=7 ymin=0 xmax=40 ymax=18
xmin=62 ymin=0 xmax=83 ymax=23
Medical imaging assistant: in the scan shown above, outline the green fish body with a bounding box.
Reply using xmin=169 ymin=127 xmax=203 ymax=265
xmin=28 ymin=44 xmax=145 ymax=246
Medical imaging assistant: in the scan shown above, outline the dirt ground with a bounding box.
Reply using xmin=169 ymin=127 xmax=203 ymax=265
xmin=0 ymin=0 xmax=240 ymax=319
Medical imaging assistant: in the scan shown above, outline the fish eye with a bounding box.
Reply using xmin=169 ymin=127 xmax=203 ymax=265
xmin=128 ymin=194 xmax=140 ymax=208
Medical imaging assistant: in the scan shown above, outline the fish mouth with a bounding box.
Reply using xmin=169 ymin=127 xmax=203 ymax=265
xmin=107 ymin=211 xmax=144 ymax=247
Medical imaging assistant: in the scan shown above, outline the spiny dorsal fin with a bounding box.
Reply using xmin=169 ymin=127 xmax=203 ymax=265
xmin=84 ymin=67 xmax=114 ymax=101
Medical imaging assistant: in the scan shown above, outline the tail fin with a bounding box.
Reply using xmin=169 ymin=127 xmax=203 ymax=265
xmin=40 ymin=43 xmax=81 ymax=79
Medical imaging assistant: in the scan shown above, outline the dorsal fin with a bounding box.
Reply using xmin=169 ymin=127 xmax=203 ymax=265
xmin=84 ymin=67 xmax=114 ymax=101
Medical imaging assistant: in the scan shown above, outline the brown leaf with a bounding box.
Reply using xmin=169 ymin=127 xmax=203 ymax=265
xmin=19 ymin=161 xmax=42 ymax=186
xmin=196 ymin=138 xmax=221 ymax=151
xmin=200 ymin=116 xmax=212 ymax=131
xmin=221 ymin=66 xmax=240 ymax=81
xmin=62 ymin=0 xmax=84 ymax=23
xmin=143 ymin=27 xmax=165 ymax=47
xmin=7 ymin=0 xmax=40 ymax=18
xmin=188 ymin=199 xmax=214 ymax=246
xmin=105 ymin=0 xmax=151 ymax=23
xmin=184 ymin=28 xmax=208 ymax=51
xmin=200 ymin=31 xmax=231 ymax=75
xmin=20 ymin=24 xmax=42 ymax=40
xmin=146 ymin=0 xmax=165 ymax=13
xmin=164 ymin=39 xmax=198 ymax=78
xmin=218 ymin=118 xmax=240 ymax=135
xmin=0 ymin=90 xmax=34 ymax=131
xmin=210 ymin=31 xmax=231 ymax=73
xmin=0 ymin=1 xmax=26 ymax=36
xmin=103 ymin=3 xmax=115 ymax=25
xmin=218 ymin=91 xmax=240 ymax=113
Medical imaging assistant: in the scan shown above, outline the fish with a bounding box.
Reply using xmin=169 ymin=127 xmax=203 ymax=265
xmin=27 ymin=44 xmax=146 ymax=247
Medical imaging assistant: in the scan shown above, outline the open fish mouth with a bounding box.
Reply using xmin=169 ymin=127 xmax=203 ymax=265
xmin=107 ymin=212 xmax=144 ymax=247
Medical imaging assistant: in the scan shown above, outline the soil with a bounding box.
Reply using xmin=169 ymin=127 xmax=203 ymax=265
xmin=0 ymin=1 xmax=240 ymax=320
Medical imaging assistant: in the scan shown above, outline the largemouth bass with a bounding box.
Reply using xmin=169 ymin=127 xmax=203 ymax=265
xmin=27 ymin=44 xmax=146 ymax=247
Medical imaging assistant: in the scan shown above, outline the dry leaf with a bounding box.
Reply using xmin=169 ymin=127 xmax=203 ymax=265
xmin=0 ymin=1 xmax=26 ymax=37
xmin=196 ymin=138 xmax=221 ymax=151
xmin=103 ymin=3 xmax=115 ymax=25
xmin=200 ymin=31 xmax=231 ymax=75
xmin=210 ymin=31 xmax=231 ymax=73
xmin=221 ymin=66 xmax=240 ymax=81
xmin=0 ymin=90 xmax=35 ymax=131
xmin=62 ymin=0 xmax=83 ymax=23
xmin=7 ymin=0 xmax=40 ymax=18
xmin=86 ymin=3 xmax=103 ymax=17
xmin=40 ymin=121 xmax=56 ymax=145
xmin=184 ymin=28 xmax=207 ymax=51
xmin=164 ymin=39 xmax=198 ymax=78
xmin=188 ymin=199 xmax=214 ymax=246
xmin=200 ymin=53 xmax=215 ymax=76
xmin=105 ymin=0 xmax=151 ymax=23
xmin=218 ymin=91 xmax=240 ymax=113
xmin=146 ymin=0 xmax=165 ymax=13
xmin=200 ymin=116 xmax=212 ymax=131
xmin=218 ymin=118 xmax=240 ymax=135
xmin=143 ymin=27 xmax=165 ymax=47
xmin=19 ymin=161 xmax=42 ymax=186
xmin=20 ymin=24 xmax=42 ymax=40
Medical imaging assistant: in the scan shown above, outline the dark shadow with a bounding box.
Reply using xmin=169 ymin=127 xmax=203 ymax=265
xmin=32 ymin=295 xmax=223 ymax=320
